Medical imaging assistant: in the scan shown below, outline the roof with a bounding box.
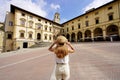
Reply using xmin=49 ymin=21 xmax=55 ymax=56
xmin=0 ymin=23 xmax=4 ymax=31
xmin=62 ymin=0 xmax=117 ymax=25
xmin=0 ymin=22 xmax=4 ymax=24
xmin=10 ymin=5 xmax=62 ymax=27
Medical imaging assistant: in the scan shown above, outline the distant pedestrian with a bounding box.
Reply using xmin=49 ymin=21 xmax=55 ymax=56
xmin=48 ymin=35 xmax=75 ymax=80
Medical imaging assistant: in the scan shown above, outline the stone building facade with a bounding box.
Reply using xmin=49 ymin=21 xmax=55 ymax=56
xmin=0 ymin=22 xmax=4 ymax=52
xmin=3 ymin=0 xmax=120 ymax=52
xmin=61 ymin=0 xmax=120 ymax=42
xmin=4 ymin=5 xmax=61 ymax=52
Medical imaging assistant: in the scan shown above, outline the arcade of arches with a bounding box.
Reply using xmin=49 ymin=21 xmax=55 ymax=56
xmin=65 ymin=25 xmax=120 ymax=42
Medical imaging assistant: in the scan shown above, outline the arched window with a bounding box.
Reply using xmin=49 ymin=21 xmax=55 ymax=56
xmin=49 ymin=35 xmax=52 ymax=40
xmin=19 ymin=30 xmax=25 ymax=38
xmin=29 ymin=34 xmax=32 ymax=38
xmin=44 ymin=34 xmax=47 ymax=40
xmin=49 ymin=27 xmax=52 ymax=32
xmin=37 ymin=33 xmax=41 ymax=40
xmin=44 ymin=25 xmax=48 ymax=31
xmin=28 ymin=31 xmax=33 ymax=39
xmin=29 ymin=21 xmax=33 ymax=28
xmin=35 ymin=23 xmax=42 ymax=29
xmin=20 ymin=18 xmax=26 ymax=26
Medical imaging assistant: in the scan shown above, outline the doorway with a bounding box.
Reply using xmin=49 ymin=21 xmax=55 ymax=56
xmin=23 ymin=42 xmax=28 ymax=48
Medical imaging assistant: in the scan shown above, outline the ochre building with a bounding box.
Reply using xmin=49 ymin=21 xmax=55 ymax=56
xmin=0 ymin=22 xmax=4 ymax=53
xmin=4 ymin=5 xmax=61 ymax=52
xmin=61 ymin=0 xmax=120 ymax=42
xmin=3 ymin=0 xmax=120 ymax=52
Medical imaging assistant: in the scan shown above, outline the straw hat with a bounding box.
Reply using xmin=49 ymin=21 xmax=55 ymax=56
xmin=56 ymin=36 xmax=67 ymax=43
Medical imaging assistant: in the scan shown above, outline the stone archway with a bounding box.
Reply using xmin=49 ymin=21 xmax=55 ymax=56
xmin=71 ymin=33 xmax=75 ymax=42
xmin=77 ymin=31 xmax=82 ymax=42
xmin=94 ymin=28 xmax=104 ymax=41
xmin=84 ymin=30 xmax=92 ymax=42
xmin=66 ymin=33 xmax=70 ymax=41
xmin=106 ymin=25 xmax=120 ymax=41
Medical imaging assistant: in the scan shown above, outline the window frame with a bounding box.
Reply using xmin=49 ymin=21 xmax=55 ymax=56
xmin=9 ymin=21 xmax=13 ymax=26
xmin=7 ymin=33 xmax=12 ymax=39
xmin=85 ymin=21 xmax=89 ymax=27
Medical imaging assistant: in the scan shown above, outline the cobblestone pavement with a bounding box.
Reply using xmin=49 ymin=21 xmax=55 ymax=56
xmin=0 ymin=42 xmax=120 ymax=80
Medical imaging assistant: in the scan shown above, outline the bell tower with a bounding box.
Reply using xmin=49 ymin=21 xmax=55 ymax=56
xmin=54 ymin=12 xmax=60 ymax=23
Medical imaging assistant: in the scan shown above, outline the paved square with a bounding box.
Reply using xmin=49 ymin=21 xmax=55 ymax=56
xmin=70 ymin=42 xmax=120 ymax=80
xmin=0 ymin=42 xmax=120 ymax=80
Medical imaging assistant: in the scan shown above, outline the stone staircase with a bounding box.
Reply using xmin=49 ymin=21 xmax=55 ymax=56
xmin=30 ymin=42 xmax=52 ymax=48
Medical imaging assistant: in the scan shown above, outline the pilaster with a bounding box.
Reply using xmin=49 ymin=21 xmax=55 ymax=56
xmin=103 ymin=30 xmax=106 ymax=40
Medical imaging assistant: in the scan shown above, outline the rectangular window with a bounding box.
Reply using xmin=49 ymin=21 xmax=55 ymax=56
xmin=95 ymin=18 xmax=99 ymax=24
xmin=29 ymin=16 xmax=33 ymax=19
xmin=78 ymin=19 xmax=80 ymax=21
xmin=72 ymin=26 xmax=74 ymax=30
xmin=95 ymin=12 xmax=99 ymax=15
xmin=78 ymin=24 xmax=80 ymax=29
xmin=29 ymin=34 xmax=32 ymax=38
xmin=109 ymin=14 xmax=113 ymax=21
xmin=7 ymin=34 xmax=12 ymax=39
xmin=21 ymin=13 xmax=25 ymax=16
xmin=9 ymin=21 xmax=13 ymax=26
xmin=85 ymin=21 xmax=89 ymax=27
xmin=108 ymin=6 xmax=112 ymax=10
xmin=38 ymin=19 xmax=41 ymax=21
xmin=85 ymin=16 xmax=88 ymax=18
xmin=67 ymin=28 xmax=69 ymax=32
xmin=20 ymin=33 xmax=24 ymax=38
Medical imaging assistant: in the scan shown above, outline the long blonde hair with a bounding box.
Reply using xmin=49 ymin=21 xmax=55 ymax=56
xmin=54 ymin=45 xmax=68 ymax=58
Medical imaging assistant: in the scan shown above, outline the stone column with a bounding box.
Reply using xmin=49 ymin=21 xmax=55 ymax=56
xmin=103 ymin=30 xmax=106 ymax=40
xmin=75 ymin=33 xmax=77 ymax=42
xmin=41 ymin=31 xmax=44 ymax=42
xmin=91 ymin=32 xmax=94 ymax=42
xmin=118 ymin=27 xmax=120 ymax=37
xmin=69 ymin=33 xmax=71 ymax=42
xmin=82 ymin=32 xmax=85 ymax=42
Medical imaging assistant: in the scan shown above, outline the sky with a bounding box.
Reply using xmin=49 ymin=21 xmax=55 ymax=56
xmin=0 ymin=0 xmax=113 ymax=24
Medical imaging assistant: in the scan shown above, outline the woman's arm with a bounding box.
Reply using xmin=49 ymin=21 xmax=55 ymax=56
xmin=48 ymin=41 xmax=57 ymax=52
xmin=66 ymin=42 xmax=75 ymax=53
